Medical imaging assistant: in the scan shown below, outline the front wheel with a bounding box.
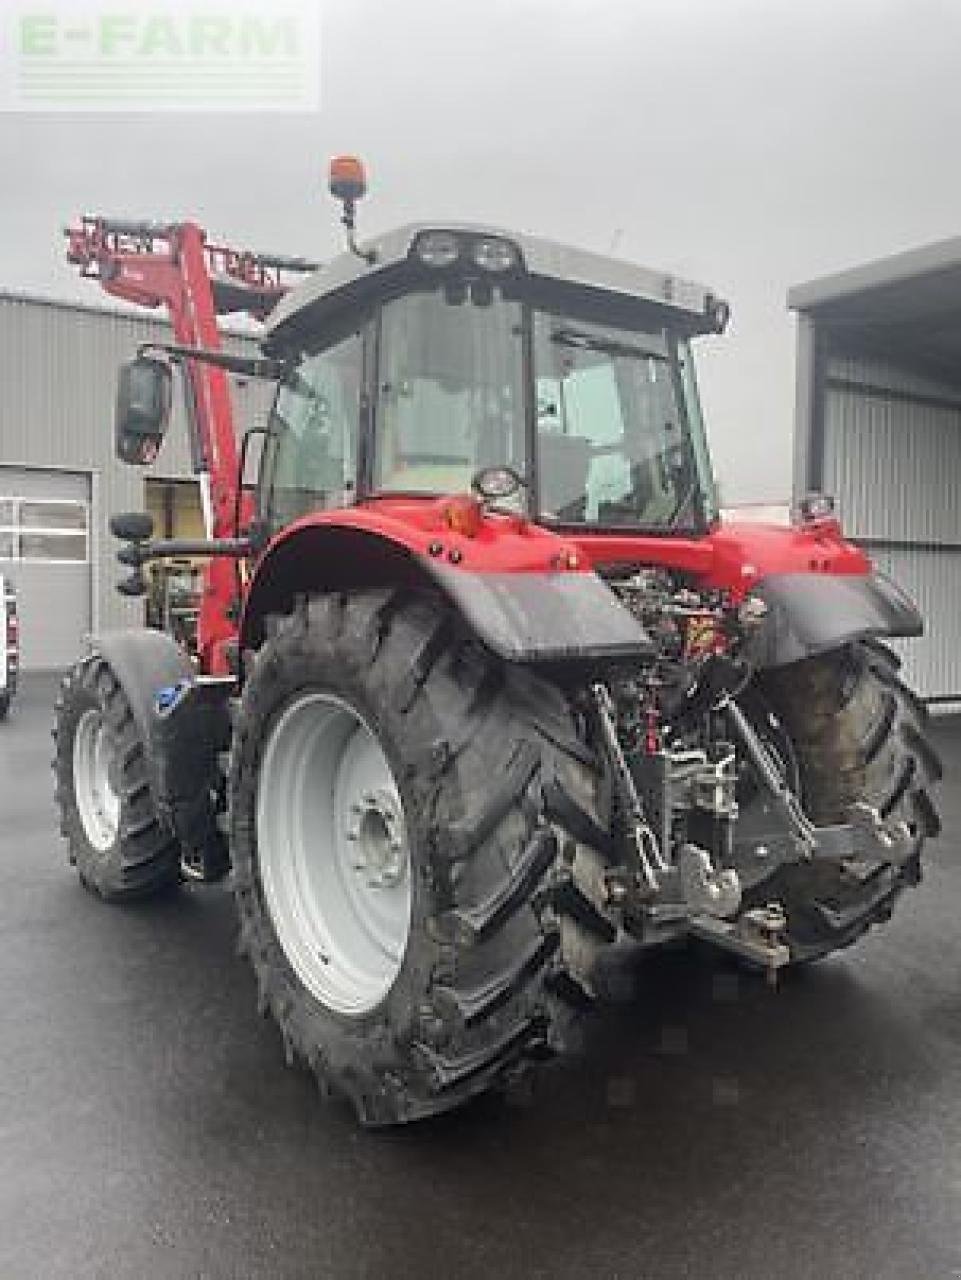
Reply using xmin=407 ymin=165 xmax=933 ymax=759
xmin=751 ymin=640 xmax=942 ymax=961
xmin=53 ymin=656 xmax=181 ymax=900
xmin=229 ymin=590 xmax=615 ymax=1125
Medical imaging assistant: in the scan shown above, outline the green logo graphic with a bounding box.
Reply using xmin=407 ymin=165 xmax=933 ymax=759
xmin=3 ymin=4 xmax=320 ymax=111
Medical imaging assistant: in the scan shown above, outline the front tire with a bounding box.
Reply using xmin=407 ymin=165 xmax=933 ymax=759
xmin=53 ymin=656 xmax=181 ymax=900
xmin=229 ymin=590 xmax=614 ymax=1125
xmin=754 ymin=640 xmax=942 ymax=960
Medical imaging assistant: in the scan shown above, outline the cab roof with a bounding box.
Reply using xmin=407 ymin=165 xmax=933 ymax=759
xmin=264 ymin=222 xmax=728 ymax=349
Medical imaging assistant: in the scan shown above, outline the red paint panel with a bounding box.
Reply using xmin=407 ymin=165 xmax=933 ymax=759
xmin=261 ymin=503 xmax=870 ymax=597
xmin=259 ymin=499 xmax=589 ymax=575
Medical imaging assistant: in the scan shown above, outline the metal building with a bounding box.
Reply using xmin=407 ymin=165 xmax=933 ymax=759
xmin=0 ymin=291 xmax=271 ymax=670
xmin=789 ymin=240 xmax=961 ymax=702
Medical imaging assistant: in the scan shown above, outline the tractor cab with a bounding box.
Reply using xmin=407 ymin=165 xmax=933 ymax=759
xmin=258 ymin=173 xmax=727 ymax=542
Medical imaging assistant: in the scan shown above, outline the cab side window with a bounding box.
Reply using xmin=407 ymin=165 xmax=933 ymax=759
xmin=264 ymin=331 xmax=363 ymax=528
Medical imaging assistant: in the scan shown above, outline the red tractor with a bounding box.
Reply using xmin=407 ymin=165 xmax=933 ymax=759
xmin=53 ymin=160 xmax=941 ymax=1125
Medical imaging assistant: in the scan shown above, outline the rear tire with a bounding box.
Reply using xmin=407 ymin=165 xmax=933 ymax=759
xmin=0 ymin=690 xmax=9 ymax=721
xmin=229 ymin=590 xmax=614 ymax=1125
xmin=755 ymin=640 xmax=941 ymax=961
xmin=53 ymin=656 xmax=181 ymax=900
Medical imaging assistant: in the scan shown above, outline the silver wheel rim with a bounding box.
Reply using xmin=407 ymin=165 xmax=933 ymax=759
xmin=256 ymin=691 xmax=412 ymax=1017
xmin=73 ymin=708 xmax=120 ymax=852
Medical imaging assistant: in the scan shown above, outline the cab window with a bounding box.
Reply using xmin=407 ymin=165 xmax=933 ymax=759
xmin=263 ymin=330 xmax=364 ymax=528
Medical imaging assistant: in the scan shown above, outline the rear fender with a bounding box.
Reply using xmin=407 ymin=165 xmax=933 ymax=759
xmin=749 ymin=571 xmax=922 ymax=668
xmin=239 ymin=521 xmax=653 ymax=663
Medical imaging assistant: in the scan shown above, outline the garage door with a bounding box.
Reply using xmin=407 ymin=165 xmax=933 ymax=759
xmin=0 ymin=468 xmax=91 ymax=671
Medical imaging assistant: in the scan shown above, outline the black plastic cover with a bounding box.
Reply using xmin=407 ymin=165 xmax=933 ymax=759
xmin=749 ymin=571 xmax=922 ymax=668
xmin=423 ymin=563 xmax=653 ymax=662
xmin=149 ymin=677 xmax=232 ymax=854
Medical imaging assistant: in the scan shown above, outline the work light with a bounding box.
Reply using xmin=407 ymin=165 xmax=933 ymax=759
xmin=415 ymin=231 xmax=460 ymax=268
xmin=471 ymin=237 xmax=518 ymax=273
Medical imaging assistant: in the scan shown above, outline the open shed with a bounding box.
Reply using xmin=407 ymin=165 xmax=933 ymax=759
xmin=790 ymin=239 xmax=961 ymax=701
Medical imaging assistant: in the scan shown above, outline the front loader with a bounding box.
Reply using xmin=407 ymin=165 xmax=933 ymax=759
xmin=53 ymin=159 xmax=941 ymax=1124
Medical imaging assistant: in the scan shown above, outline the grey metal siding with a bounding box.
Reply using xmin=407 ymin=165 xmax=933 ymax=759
xmin=822 ymin=354 xmax=961 ymax=545
xmin=820 ymin=351 xmax=961 ymax=699
xmin=867 ymin=544 xmax=961 ymax=699
xmin=0 ymin=292 xmax=273 ymax=648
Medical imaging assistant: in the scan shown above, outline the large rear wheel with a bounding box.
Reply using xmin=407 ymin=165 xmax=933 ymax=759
xmin=753 ymin=640 xmax=942 ymax=961
xmin=255 ymin=689 xmax=413 ymax=1017
xmin=229 ymin=590 xmax=615 ymax=1125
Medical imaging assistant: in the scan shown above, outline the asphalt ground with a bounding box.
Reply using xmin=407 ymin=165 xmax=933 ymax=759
xmin=1 ymin=675 xmax=958 ymax=1280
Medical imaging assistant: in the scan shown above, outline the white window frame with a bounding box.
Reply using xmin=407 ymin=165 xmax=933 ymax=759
xmin=0 ymin=496 xmax=91 ymax=566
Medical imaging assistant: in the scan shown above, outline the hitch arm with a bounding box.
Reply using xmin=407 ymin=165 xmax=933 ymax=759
xmin=720 ymin=694 xmax=817 ymax=849
xmin=589 ymin=682 xmax=741 ymax=919
xmin=590 ymin=682 xmax=665 ymax=892
xmin=722 ymin=693 xmax=914 ymax=867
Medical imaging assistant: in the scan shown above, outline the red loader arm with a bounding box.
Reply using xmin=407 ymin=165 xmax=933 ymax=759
xmin=64 ymin=215 xmax=317 ymax=671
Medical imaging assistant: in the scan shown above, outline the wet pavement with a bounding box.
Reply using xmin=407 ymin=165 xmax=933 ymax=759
xmin=1 ymin=675 xmax=959 ymax=1280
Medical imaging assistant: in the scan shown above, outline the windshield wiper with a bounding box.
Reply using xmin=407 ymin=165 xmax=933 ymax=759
xmin=550 ymin=327 xmax=668 ymax=363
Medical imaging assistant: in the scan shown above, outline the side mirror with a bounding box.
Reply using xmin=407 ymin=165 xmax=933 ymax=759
xmin=115 ymin=355 xmax=172 ymax=465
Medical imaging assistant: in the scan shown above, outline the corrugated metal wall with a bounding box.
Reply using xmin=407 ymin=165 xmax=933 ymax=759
xmin=821 ymin=351 xmax=961 ymax=698
xmin=0 ymin=292 xmax=273 ymax=639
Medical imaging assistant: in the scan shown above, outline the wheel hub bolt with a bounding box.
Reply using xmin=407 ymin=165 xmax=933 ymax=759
xmin=345 ymin=789 xmax=408 ymax=888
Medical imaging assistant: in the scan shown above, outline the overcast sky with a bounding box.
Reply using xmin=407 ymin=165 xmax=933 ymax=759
xmin=3 ymin=0 xmax=960 ymax=500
